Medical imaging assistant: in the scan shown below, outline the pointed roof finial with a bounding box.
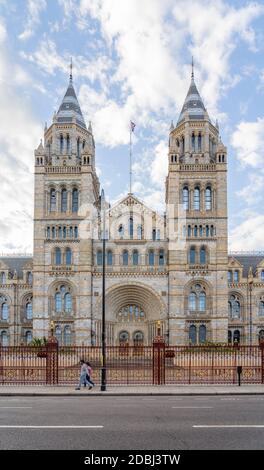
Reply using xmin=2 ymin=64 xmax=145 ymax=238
xmin=191 ymin=56 xmax=194 ymax=79
xmin=70 ymin=57 xmax=73 ymax=82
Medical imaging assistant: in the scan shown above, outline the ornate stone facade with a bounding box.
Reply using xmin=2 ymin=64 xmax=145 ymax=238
xmin=1 ymin=72 xmax=264 ymax=346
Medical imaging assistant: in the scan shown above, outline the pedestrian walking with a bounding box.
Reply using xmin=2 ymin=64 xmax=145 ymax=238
xmin=85 ymin=361 xmax=95 ymax=388
xmin=75 ymin=359 xmax=93 ymax=390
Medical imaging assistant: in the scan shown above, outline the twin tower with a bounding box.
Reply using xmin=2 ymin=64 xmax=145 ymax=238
xmin=33 ymin=69 xmax=228 ymax=346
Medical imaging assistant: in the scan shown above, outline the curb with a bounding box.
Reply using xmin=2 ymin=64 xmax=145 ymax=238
xmin=1 ymin=391 xmax=264 ymax=397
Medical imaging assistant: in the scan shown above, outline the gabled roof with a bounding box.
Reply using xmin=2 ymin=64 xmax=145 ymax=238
xmin=56 ymin=77 xmax=87 ymax=129
xmin=177 ymin=76 xmax=208 ymax=125
xmin=230 ymin=254 xmax=264 ymax=278
xmin=0 ymin=257 xmax=33 ymax=280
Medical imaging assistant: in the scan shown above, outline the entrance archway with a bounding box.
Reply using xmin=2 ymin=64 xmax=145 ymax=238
xmin=95 ymin=282 xmax=166 ymax=345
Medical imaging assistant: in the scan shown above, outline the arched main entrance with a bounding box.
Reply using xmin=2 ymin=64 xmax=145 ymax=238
xmin=94 ymin=283 xmax=166 ymax=345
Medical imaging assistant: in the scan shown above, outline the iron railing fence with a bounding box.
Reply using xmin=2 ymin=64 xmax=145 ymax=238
xmin=0 ymin=343 xmax=263 ymax=386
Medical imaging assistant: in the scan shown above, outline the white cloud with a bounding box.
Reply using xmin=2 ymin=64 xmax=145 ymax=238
xmin=18 ymin=0 xmax=47 ymax=41
xmin=229 ymin=215 xmax=264 ymax=251
xmin=231 ymin=118 xmax=264 ymax=168
xmin=236 ymin=173 xmax=264 ymax=206
xmin=0 ymin=18 xmax=42 ymax=253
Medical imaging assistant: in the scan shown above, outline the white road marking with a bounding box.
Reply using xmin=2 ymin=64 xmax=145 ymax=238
xmin=0 ymin=425 xmax=103 ymax=429
xmin=193 ymin=425 xmax=264 ymax=428
xmin=0 ymin=407 xmax=32 ymax=409
xmin=173 ymin=406 xmax=213 ymax=409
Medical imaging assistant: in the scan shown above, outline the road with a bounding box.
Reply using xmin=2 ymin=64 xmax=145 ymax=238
xmin=0 ymin=395 xmax=263 ymax=449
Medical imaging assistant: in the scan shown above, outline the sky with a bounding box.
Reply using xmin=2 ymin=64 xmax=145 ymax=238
xmin=0 ymin=0 xmax=264 ymax=254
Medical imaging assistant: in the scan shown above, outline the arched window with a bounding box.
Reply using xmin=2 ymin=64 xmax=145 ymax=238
xmin=64 ymin=326 xmax=72 ymax=345
xmin=129 ymin=217 xmax=133 ymax=239
xmin=74 ymin=226 xmax=78 ymax=238
xmin=261 ymin=270 xmax=264 ymax=281
xmin=25 ymin=331 xmax=32 ymax=345
xmin=97 ymin=251 xmax=103 ymax=266
xmin=187 ymin=225 xmax=192 ymax=237
xmin=55 ymin=248 xmax=61 ymax=265
xmin=26 ymin=302 xmax=33 ymax=320
xmin=65 ymin=248 xmax=72 ymax=265
xmin=194 ymin=226 xmax=198 ymax=237
xmin=27 ymin=272 xmax=33 ymax=284
xmin=132 ymin=250 xmax=139 ymax=266
xmin=60 ymin=135 xmax=63 ymax=153
xmin=55 ymin=293 xmax=62 ymax=312
xmin=66 ymin=134 xmax=70 ymax=153
xmin=50 ymin=189 xmax=56 ymax=212
xmin=52 ymin=227 xmax=56 ymax=239
xmin=228 ymin=330 xmax=232 ymax=344
xmin=47 ymin=227 xmax=51 ymax=239
xmin=148 ymin=250 xmax=155 ymax=266
xmin=64 ymin=293 xmax=72 ymax=313
xmin=1 ymin=303 xmax=9 ymax=320
xmin=61 ymin=188 xmax=67 ymax=212
xmin=229 ymin=295 xmax=241 ymax=318
xmin=119 ymin=331 xmax=129 ymax=344
xmin=123 ymin=250 xmax=128 ymax=266
xmin=137 ymin=225 xmax=142 ymax=240
xmin=199 ymin=226 xmax=203 ymax=237
xmin=58 ymin=227 xmax=62 ymax=238
xmin=69 ymin=226 xmax=73 ymax=238
xmin=152 ymin=229 xmax=156 ymax=241
xmin=259 ymin=301 xmax=264 ymax=317
xmin=106 ymin=250 xmax=112 ymax=266
xmin=199 ymin=325 xmax=206 ymax=343
xmin=159 ymin=249 xmax=164 ymax=266
xmin=182 ymin=187 xmax=189 ymax=211
xmin=233 ymin=271 xmax=239 ymax=282
xmin=157 ymin=229 xmax=160 ymax=240
xmin=206 ymin=225 xmax=209 ymax=237
xmin=198 ymin=133 xmax=202 ymax=152
xmin=55 ymin=325 xmax=62 ymax=344
xmin=210 ymin=225 xmax=214 ymax=237
xmin=189 ymin=325 xmax=196 ymax=345
xmin=205 ymin=187 xmax=212 ymax=210
xmin=189 ymin=247 xmax=196 ymax=264
xmin=233 ymin=330 xmax=240 ymax=344
xmin=194 ymin=187 xmax=200 ymax=210
xmin=189 ymin=292 xmax=196 ymax=311
xmin=72 ymin=189 xmax=79 ymax=213
xmin=133 ymin=331 xmax=144 ymax=345
xmin=118 ymin=225 xmax=124 ymax=239
xmin=199 ymin=292 xmax=206 ymax=311
xmin=63 ymin=227 xmax=67 ymax=239
xmin=1 ymin=272 xmax=6 ymax=284
xmin=200 ymin=247 xmax=206 ymax=265
xmin=1 ymin=331 xmax=9 ymax=346
xmin=77 ymin=137 xmax=80 ymax=158
xmin=228 ymin=271 xmax=232 ymax=282
xmin=191 ymin=132 xmax=195 ymax=151
xmin=259 ymin=330 xmax=264 ymax=342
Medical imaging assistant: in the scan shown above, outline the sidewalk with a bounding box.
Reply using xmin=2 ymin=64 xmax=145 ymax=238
xmin=0 ymin=384 xmax=264 ymax=396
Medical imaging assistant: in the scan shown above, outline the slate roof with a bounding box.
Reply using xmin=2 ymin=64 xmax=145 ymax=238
xmin=0 ymin=257 xmax=33 ymax=280
xmin=177 ymin=77 xmax=208 ymax=125
xmin=56 ymin=78 xmax=87 ymax=129
xmin=230 ymin=255 xmax=264 ymax=277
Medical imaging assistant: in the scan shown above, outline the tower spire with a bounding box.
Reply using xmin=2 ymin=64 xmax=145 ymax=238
xmin=70 ymin=57 xmax=73 ymax=82
xmin=191 ymin=56 xmax=194 ymax=80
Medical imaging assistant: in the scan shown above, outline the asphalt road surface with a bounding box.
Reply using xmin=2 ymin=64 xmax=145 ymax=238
xmin=0 ymin=395 xmax=264 ymax=450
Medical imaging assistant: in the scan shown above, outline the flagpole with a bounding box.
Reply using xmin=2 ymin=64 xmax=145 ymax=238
xmin=129 ymin=124 xmax=132 ymax=194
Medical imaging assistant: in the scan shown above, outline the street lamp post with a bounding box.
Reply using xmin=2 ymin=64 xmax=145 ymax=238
xmin=101 ymin=189 xmax=106 ymax=391
xmin=248 ymin=267 xmax=253 ymax=346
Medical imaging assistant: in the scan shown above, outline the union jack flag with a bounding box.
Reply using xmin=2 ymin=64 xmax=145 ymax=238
xmin=130 ymin=121 xmax=136 ymax=132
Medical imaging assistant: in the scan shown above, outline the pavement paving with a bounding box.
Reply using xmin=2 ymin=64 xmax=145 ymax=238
xmin=0 ymin=384 xmax=264 ymax=395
